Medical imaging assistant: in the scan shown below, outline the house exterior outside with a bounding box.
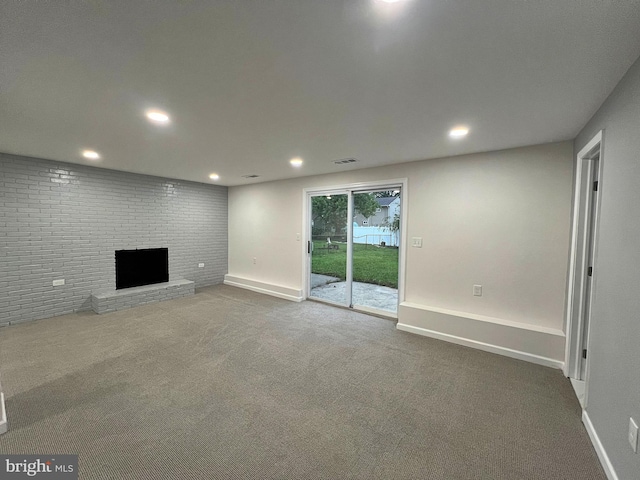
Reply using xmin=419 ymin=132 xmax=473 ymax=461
xmin=353 ymin=196 xmax=400 ymax=227
xmin=352 ymin=196 xmax=401 ymax=247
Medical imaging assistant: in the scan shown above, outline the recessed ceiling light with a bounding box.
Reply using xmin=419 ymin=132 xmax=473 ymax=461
xmin=82 ymin=149 xmax=100 ymax=160
xmin=374 ymin=0 xmax=410 ymax=18
xmin=449 ymin=126 xmax=470 ymax=139
xmin=290 ymin=157 xmax=303 ymax=167
xmin=145 ymin=110 xmax=170 ymax=124
xmin=209 ymin=173 xmax=220 ymax=180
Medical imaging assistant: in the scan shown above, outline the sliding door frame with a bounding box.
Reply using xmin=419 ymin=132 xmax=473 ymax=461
xmin=302 ymin=178 xmax=408 ymax=314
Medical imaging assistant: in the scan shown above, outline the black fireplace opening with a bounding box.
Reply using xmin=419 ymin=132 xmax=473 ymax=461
xmin=115 ymin=248 xmax=169 ymax=290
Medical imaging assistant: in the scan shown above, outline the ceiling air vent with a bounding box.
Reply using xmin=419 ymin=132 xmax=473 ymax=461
xmin=242 ymin=174 xmax=260 ymax=179
xmin=333 ymin=158 xmax=358 ymax=165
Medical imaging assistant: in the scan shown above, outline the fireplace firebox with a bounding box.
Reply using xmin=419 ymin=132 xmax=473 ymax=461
xmin=115 ymin=248 xmax=169 ymax=290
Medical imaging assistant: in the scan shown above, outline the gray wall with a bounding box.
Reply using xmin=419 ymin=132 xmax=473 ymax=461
xmin=0 ymin=153 xmax=228 ymax=327
xmin=574 ymin=54 xmax=640 ymax=479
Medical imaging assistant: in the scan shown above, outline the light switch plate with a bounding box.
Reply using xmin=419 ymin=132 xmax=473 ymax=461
xmin=52 ymin=279 xmax=65 ymax=286
xmin=412 ymin=237 xmax=422 ymax=248
xmin=198 ymin=263 xmax=204 ymax=268
xmin=473 ymin=285 xmax=483 ymax=296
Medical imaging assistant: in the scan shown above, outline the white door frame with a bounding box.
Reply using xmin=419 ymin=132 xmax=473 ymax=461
xmin=302 ymin=178 xmax=408 ymax=313
xmin=564 ymin=130 xmax=604 ymax=402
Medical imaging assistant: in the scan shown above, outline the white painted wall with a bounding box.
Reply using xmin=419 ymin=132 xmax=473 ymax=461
xmin=228 ymin=142 xmax=573 ymax=362
xmin=0 ymin=375 xmax=6 ymax=434
xmin=573 ymin=54 xmax=640 ymax=480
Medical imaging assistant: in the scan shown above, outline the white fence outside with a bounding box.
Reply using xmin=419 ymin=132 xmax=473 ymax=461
xmin=352 ymin=225 xmax=399 ymax=247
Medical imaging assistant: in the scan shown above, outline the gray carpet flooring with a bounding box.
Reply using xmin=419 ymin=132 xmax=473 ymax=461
xmin=0 ymin=285 xmax=605 ymax=479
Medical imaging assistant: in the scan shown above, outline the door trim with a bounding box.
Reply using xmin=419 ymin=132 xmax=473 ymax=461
xmin=564 ymin=130 xmax=604 ymax=407
xmin=302 ymin=178 xmax=408 ymax=311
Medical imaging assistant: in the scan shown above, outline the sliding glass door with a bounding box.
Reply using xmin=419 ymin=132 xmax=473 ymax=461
xmin=309 ymin=192 xmax=350 ymax=307
xmin=308 ymin=186 xmax=401 ymax=315
xmin=351 ymin=190 xmax=400 ymax=313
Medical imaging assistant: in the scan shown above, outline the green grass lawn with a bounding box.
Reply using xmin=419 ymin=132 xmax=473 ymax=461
xmin=311 ymin=241 xmax=398 ymax=288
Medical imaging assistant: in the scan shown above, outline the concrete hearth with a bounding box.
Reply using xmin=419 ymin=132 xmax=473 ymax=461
xmin=91 ymin=279 xmax=195 ymax=314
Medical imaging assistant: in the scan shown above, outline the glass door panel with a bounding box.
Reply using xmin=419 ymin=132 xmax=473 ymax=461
xmin=351 ymin=190 xmax=400 ymax=313
xmin=309 ymin=193 xmax=349 ymax=306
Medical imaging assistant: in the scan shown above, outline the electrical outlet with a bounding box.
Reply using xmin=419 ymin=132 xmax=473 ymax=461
xmin=473 ymin=285 xmax=482 ymax=296
xmin=253 ymin=257 xmax=257 ymax=264
xmin=52 ymin=279 xmax=65 ymax=286
xmin=629 ymin=417 xmax=638 ymax=453
xmin=296 ymin=233 xmax=300 ymax=241
xmin=412 ymin=237 xmax=422 ymax=248
xmin=198 ymin=263 xmax=204 ymax=268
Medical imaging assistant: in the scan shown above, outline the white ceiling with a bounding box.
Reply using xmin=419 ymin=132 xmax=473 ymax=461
xmin=1 ymin=1 xmax=640 ymax=186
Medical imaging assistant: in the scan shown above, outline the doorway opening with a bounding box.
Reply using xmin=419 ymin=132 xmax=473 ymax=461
xmin=565 ymin=131 xmax=603 ymax=408
xmin=305 ymin=181 xmax=405 ymax=317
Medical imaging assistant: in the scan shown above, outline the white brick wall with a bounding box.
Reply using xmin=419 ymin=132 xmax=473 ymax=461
xmin=0 ymin=153 xmax=228 ymax=326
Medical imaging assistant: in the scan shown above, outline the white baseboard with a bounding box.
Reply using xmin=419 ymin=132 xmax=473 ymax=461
xmin=224 ymin=275 xmax=304 ymax=302
xmin=397 ymin=323 xmax=563 ymax=369
xmin=582 ymin=410 xmax=618 ymax=480
xmin=397 ymin=302 xmax=565 ymax=369
xmin=0 ymin=392 xmax=7 ymax=435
